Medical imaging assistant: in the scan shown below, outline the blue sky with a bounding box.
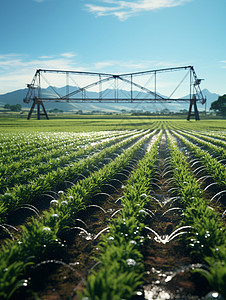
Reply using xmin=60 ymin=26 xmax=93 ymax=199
xmin=0 ymin=0 xmax=226 ymax=96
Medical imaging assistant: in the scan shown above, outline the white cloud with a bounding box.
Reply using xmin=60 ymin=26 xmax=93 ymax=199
xmin=220 ymin=60 xmax=226 ymax=68
xmin=39 ymin=55 xmax=54 ymax=59
xmin=92 ymin=59 xmax=188 ymax=74
xmin=61 ymin=52 xmax=77 ymax=58
xmin=0 ymin=53 xmax=82 ymax=94
xmin=85 ymin=0 xmax=192 ymax=20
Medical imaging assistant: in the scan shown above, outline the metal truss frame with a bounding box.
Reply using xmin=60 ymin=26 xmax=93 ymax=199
xmin=24 ymin=66 xmax=206 ymax=120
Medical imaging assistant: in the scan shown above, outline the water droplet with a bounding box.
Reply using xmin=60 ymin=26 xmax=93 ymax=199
xmin=42 ymin=227 xmax=51 ymax=232
xmin=140 ymin=193 xmax=147 ymax=198
xmin=51 ymin=214 xmax=59 ymax=221
xmin=155 ymin=280 xmax=160 ymax=284
xmin=58 ymin=190 xmax=64 ymax=196
xmin=85 ymin=235 xmax=92 ymax=241
xmin=4 ymin=192 xmax=11 ymax=196
xmin=50 ymin=199 xmax=58 ymax=207
xmin=129 ymin=240 xmax=137 ymax=245
xmin=126 ymin=258 xmax=136 ymax=266
xmin=61 ymin=200 xmax=68 ymax=206
xmin=136 ymin=291 xmax=143 ymax=296
xmin=204 ymin=291 xmax=224 ymax=299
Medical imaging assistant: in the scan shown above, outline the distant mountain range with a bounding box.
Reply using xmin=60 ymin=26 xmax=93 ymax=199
xmin=0 ymin=87 xmax=219 ymax=113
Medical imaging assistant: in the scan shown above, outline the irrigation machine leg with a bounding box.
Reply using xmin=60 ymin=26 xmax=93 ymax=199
xmin=40 ymin=101 xmax=49 ymax=120
xmin=27 ymin=100 xmax=36 ymax=120
xmin=187 ymin=99 xmax=200 ymax=121
xmin=27 ymin=99 xmax=49 ymax=120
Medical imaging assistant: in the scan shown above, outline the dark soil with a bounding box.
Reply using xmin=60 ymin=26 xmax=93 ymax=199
xmin=142 ymin=134 xmax=211 ymax=299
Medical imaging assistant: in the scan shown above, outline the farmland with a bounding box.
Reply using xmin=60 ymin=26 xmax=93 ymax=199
xmin=0 ymin=117 xmax=225 ymax=299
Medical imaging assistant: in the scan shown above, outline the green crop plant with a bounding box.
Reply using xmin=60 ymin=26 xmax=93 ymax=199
xmin=194 ymin=248 xmax=226 ymax=299
xmin=84 ymin=268 xmax=142 ymax=300
xmin=172 ymin=130 xmax=226 ymax=188
xmin=80 ymin=132 xmax=161 ymax=299
xmin=81 ymin=223 xmax=145 ymax=300
xmin=177 ymin=130 xmax=226 ymax=159
xmin=18 ymin=215 xmax=61 ymax=262
xmin=183 ymin=130 xmax=226 ymax=149
xmin=0 ymin=130 xmax=133 ymax=193
xmin=186 ymin=206 xmax=225 ymax=257
xmin=0 ymin=213 xmax=64 ymax=299
xmin=0 ymin=245 xmax=32 ymax=300
xmin=108 ymin=215 xmax=145 ymax=245
xmin=167 ymin=130 xmax=226 ymax=297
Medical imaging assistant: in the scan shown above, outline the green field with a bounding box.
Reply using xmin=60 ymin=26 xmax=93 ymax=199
xmin=0 ymin=116 xmax=225 ymax=299
xmin=0 ymin=115 xmax=226 ymax=132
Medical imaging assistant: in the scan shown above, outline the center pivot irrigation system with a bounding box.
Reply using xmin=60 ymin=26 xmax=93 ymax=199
xmin=24 ymin=65 xmax=206 ymax=120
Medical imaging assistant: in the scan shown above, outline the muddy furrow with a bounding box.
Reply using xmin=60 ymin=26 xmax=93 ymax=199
xmin=142 ymin=134 xmax=209 ymax=299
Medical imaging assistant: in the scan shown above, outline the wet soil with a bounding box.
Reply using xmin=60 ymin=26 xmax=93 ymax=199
xmin=12 ymin=190 xmax=123 ymax=300
xmin=142 ymin=134 xmax=211 ymax=299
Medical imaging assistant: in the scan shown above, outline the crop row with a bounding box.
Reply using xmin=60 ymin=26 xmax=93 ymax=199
xmin=81 ymin=131 xmax=162 ymax=299
xmin=0 ymin=131 xmax=124 ymax=163
xmin=0 ymin=130 xmax=125 ymax=170
xmin=190 ymin=130 xmax=226 ymax=142
xmin=0 ymin=130 xmax=136 ymax=193
xmin=171 ymin=130 xmax=226 ymax=189
xmin=182 ymin=130 xmax=226 ymax=149
xmin=0 ymin=130 xmax=151 ymax=224
xmin=0 ymin=132 xmax=89 ymax=161
xmin=166 ymin=130 xmax=226 ymax=298
xmin=0 ymin=130 xmax=155 ymax=299
xmin=175 ymin=130 xmax=226 ymax=160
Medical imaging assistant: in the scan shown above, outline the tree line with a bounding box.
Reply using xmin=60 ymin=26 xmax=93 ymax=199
xmin=3 ymin=104 xmax=22 ymax=112
xmin=210 ymin=94 xmax=226 ymax=116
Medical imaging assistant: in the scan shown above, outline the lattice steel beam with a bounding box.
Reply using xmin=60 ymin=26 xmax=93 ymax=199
xmin=24 ymin=66 xmax=206 ymax=120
